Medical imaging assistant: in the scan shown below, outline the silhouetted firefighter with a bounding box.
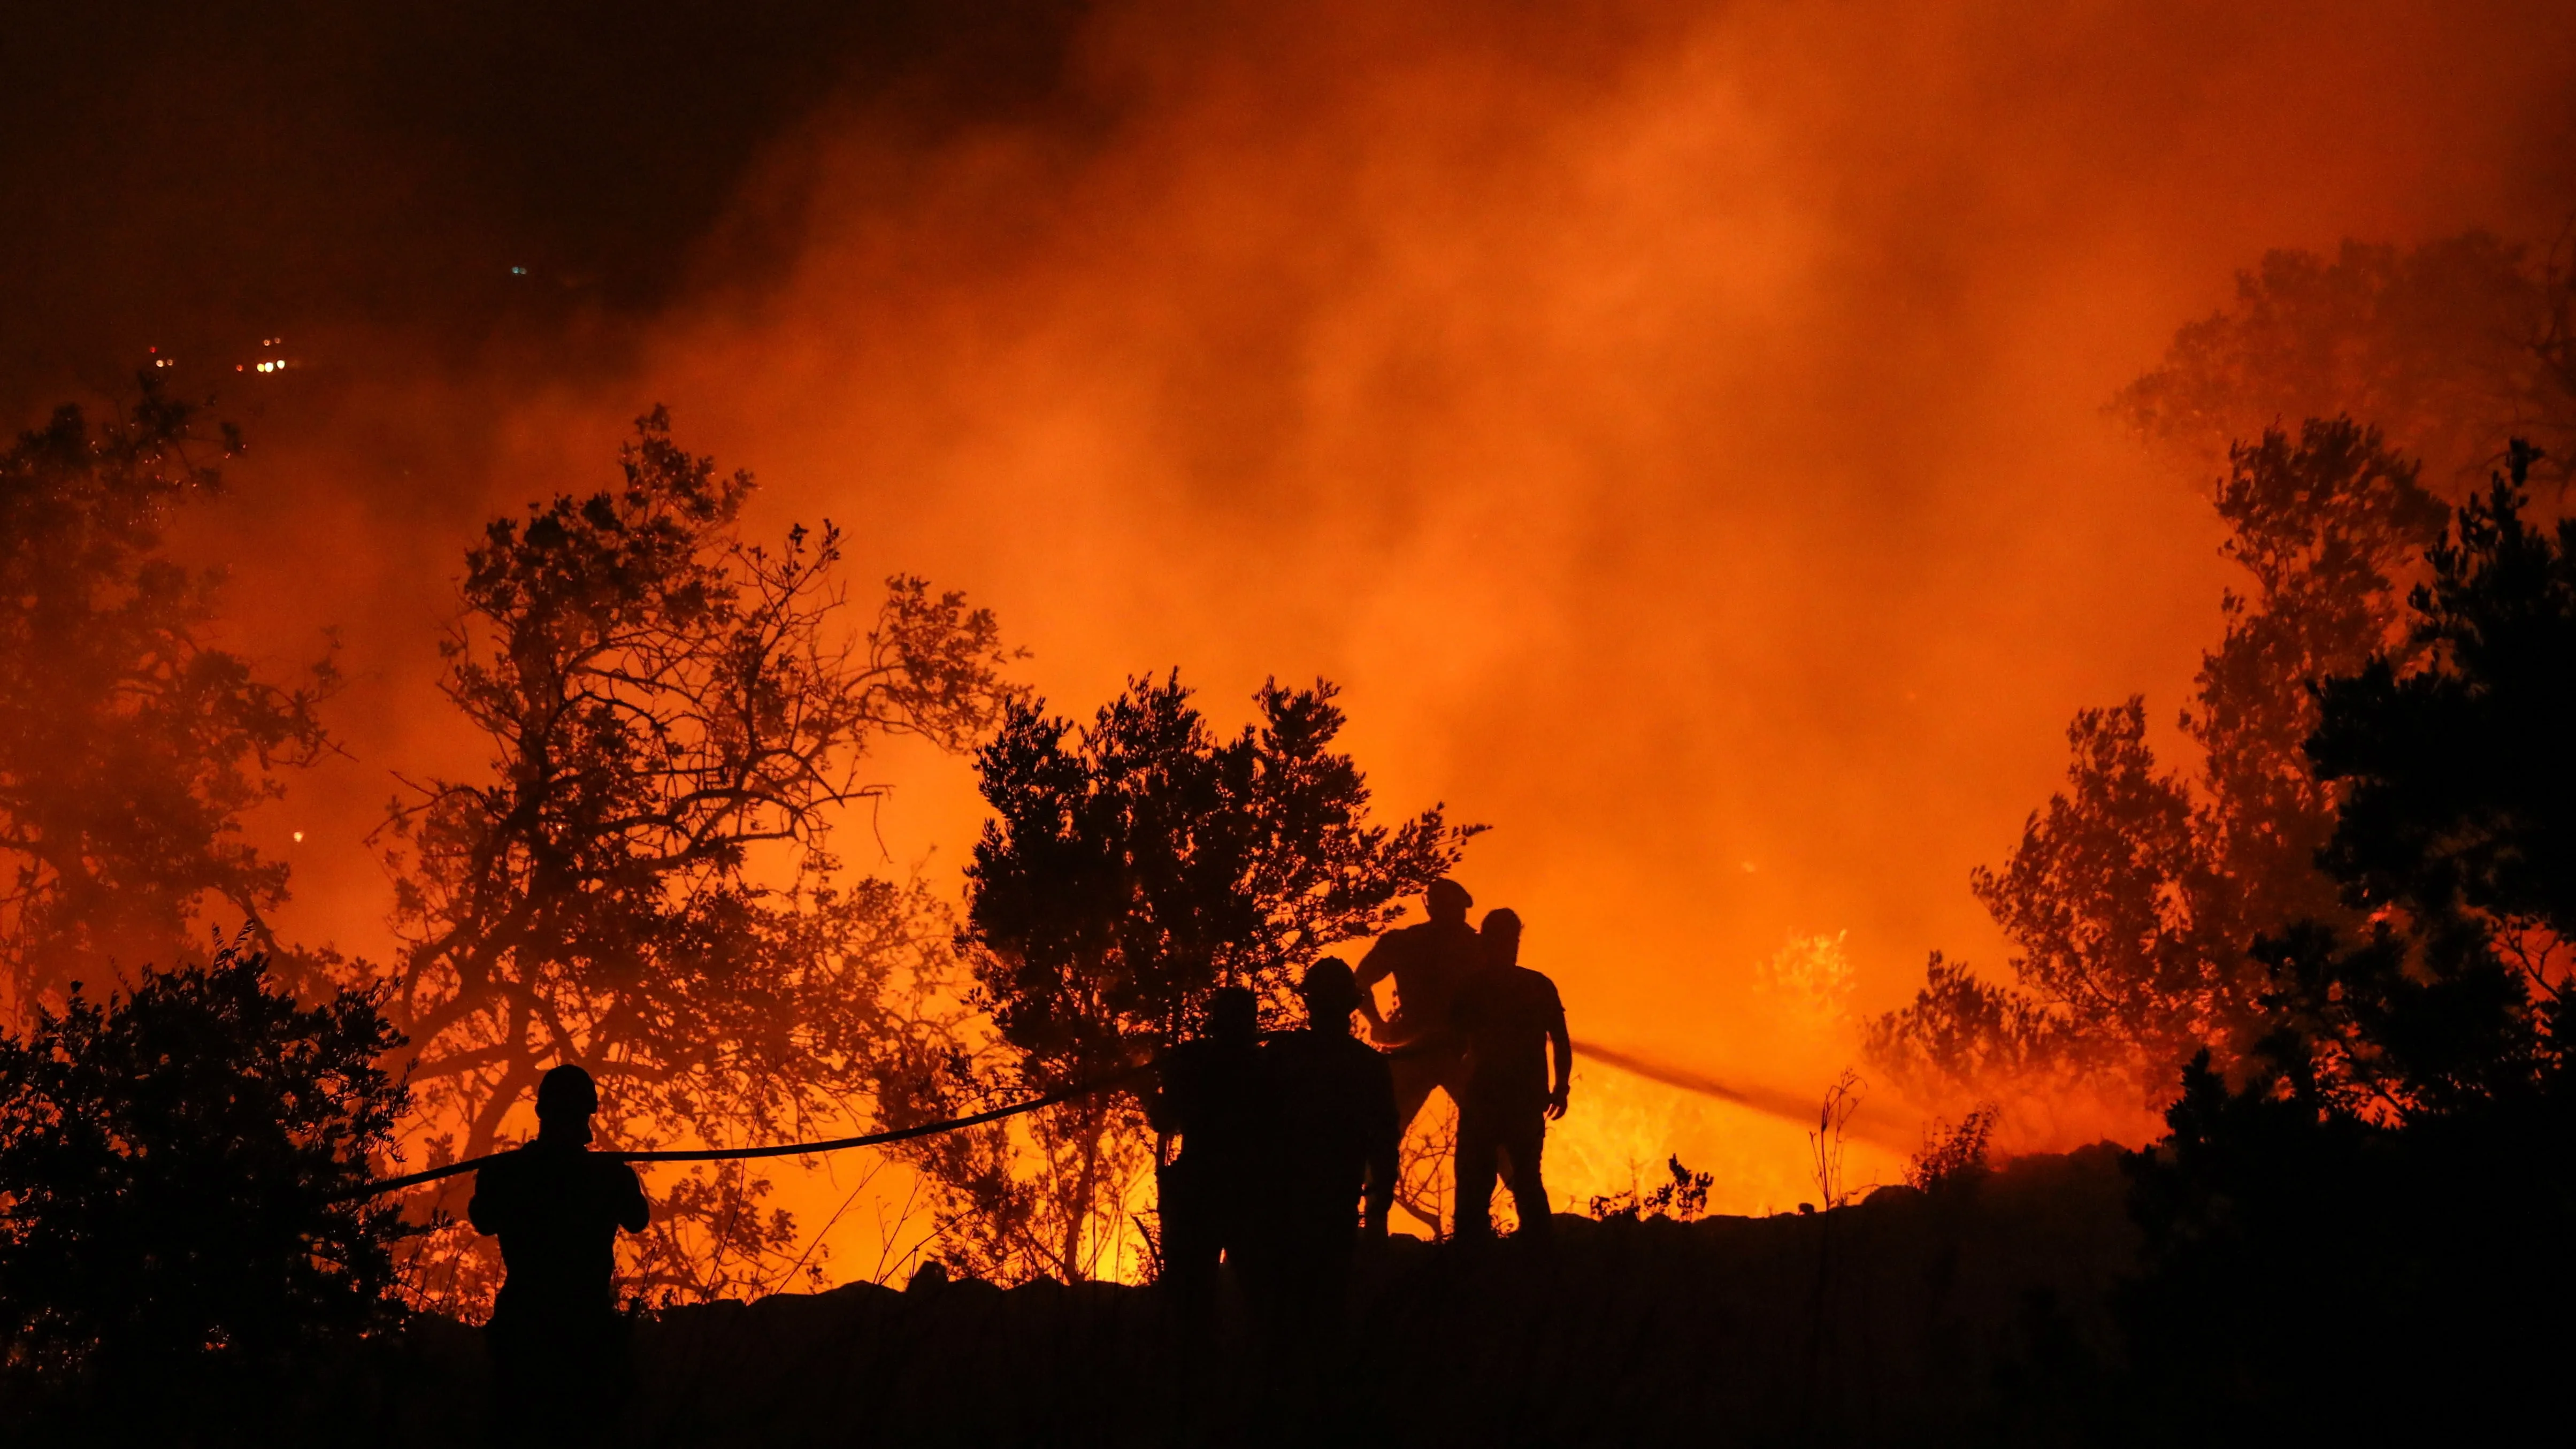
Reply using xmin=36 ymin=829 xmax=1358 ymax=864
xmin=1244 ymin=957 xmax=1398 ymax=1422
xmin=1353 ymin=878 xmax=1486 ymax=1137
xmin=469 ymin=1065 xmax=650 ymax=1447
xmin=1450 ymin=908 xmax=1570 ymax=1240
xmin=1148 ymin=986 xmax=1267 ymax=1329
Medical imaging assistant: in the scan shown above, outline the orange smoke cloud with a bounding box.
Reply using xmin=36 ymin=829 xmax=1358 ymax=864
xmin=167 ymin=0 xmax=2576 ymax=1251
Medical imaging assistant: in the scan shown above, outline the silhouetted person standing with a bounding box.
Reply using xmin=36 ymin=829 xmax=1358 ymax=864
xmin=470 ymin=1064 xmax=650 ymax=1448
xmin=1148 ymin=986 xmax=1267 ymax=1326
xmin=1257 ymin=957 xmax=1399 ymax=1272
xmin=1353 ymin=879 xmax=1485 ymax=1138
xmin=1247 ymin=958 xmax=1399 ymax=1430
xmin=1450 ymin=909 xmax=1570 ymax=1241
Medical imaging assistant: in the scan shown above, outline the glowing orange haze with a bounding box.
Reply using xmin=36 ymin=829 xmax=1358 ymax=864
xmin=178 ymin=1 xmax=2576 ymax=1265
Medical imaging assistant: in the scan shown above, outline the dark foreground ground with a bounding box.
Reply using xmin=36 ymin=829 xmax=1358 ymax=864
xmin=357 ymin=1146 xmax=2134 ymax=1448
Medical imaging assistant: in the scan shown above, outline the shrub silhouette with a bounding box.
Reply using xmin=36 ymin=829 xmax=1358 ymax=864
xmin=0 ymin=946 xmax=408 ymax=1428
xmin=1589 ymin=1155 xmax=1714 ymax=1223
xmin=1905 ymin=1103 xmax=1998 ymax=1192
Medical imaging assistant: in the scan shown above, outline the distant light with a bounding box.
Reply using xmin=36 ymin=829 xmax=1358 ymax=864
xmin=235 ymin=364 xmax=244 ymax=372
xmin=292 ymin=831 xmax=304 ymax=844
xmin=511 ymin=266 xmax=527 ymax=275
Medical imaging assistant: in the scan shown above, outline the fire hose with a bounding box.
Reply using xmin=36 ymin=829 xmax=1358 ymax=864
xmin=333 ymin=1065 xmax=1149 ymax=1202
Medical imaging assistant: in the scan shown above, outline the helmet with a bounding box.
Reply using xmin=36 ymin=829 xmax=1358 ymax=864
xmin=1300 ymin=957 xmax=1362 ymax=1017
xmin=535 ymin=1064 xmax=600 ymax=1118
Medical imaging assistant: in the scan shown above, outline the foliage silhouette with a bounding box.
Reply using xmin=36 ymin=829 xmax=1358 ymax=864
xmin=0 ymin=945 xmax=407 ymax=1432
xmin=1587 ymin=1154 xmax=1713 ymax=1223
xmin=897 ymin=673 xmax=1474 ymax=1284
xmin=2113 ymin=441 xmax=2575 ymax=1440
xmin=2310 ymin=440 xmax=2576 ymax=944
xmin=1807 ymin=1068 xmax=1865 ymax=1210
xmin=0 ymin=380 xmax=333 ymax=1018
xmin=373 ymin=407 xmax=1016 ymax=1307
xmin=1904 ymin=1103 xmax=1997 ymax=1193
xmin=1872 ymin=419 xmax=2444 ymax=1125
xmin=2114 ymin=229 xmax=2576 ymax=490
xmin=1883 ymin=218 xmax=2576 ymax=1130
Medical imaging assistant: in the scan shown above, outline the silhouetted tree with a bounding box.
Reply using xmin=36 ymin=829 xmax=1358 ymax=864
xmin=899 ymin=674 xmax=1474 ymax=1283
xmin=2239 ymin=443 xmax=2572 ymax=1123
xmin=0 ymin=945 xmax=407 ymax=1433
xmin=2117 ymin=442 xmax=2574 ymax=1440
xmin=2309 ymin=440 xmax=2576 ymax=944
xmin=0 ymin=382 xmax=332 ymax=1018
xmin=1887 ymin=231 xmax=2576 ymax=1136
xmin=1872 ymin=420 xmax=2443 ymax=1123
xmin=2115 ymin=230 xmax=2576 ymax=490
xmin=375 ymin=408 xmax=1017 ymax=1304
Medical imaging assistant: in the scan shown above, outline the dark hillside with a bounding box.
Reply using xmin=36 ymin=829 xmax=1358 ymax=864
xmin=362 ymin=1146 xmax=2133 ymax=1447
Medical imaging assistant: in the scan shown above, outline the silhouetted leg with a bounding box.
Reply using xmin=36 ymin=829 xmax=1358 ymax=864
xmin=1452 ymin=1106 xmax=1502 ymax=1240
xmin=1388 ymin=1049 xmax=1443 ymax=1137
xmin=1166 ymin=1166 xmax=1255 ymax=1443
xmin=485 ymin=1320 xmax=530 ymax=1448
xmin=1293 ymin=1231 xmax=1356 ymax=1428
xmin=488 ymin=1313 xmax=618 ymax=1449
xmin=1240 ymin=1225 xmax=1352 ymax=1447
xmin=1435 ymin=1049 xmax=1479 ymax=1118
xmin=1160 ymin=1161 xmax=1232 ymax=1318
xmin=1501 ymin=1119 xmax=1552 ymax=1239
xmin=575 ymin=1317 xmax=627 ymax=1448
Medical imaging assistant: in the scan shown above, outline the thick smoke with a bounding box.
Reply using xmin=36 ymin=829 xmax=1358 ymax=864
xmin=21 ymin=0 xmax=2576 ymax=1242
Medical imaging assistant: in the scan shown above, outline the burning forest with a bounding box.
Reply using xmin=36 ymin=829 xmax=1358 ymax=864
xmin=3 ymin=2 xmax=2575 ymax=1444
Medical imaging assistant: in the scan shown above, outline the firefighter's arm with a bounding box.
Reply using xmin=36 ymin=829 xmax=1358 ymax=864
xmin=616 ymin=1164 xmax=651 ymax=1233
xmin=1352 ymin=937 xmax=1396 ymax=1027
xmin=1546 ymin=1001 xmax=1573 ymax=1121
xmin=466 ymin=1161 xmax=509 ymax=1236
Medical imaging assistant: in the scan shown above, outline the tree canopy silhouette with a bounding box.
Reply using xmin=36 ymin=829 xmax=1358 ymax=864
xmin=0 ymin=382 xmax=332 ymax=1018
xmin=2114 ymin=230 xmax=2576 ymax=490
xmin=1880 ymin=227 xmax=2576 ymax=1136
xmin=2115 ymin=441 xmax=2574 ymax=1438
xmin=0 ymin=946 xmax=406 ymax=1429
xmin=895 ymin=674 xmax=1475 ymax=1283
xmin=2310 ymin=440 xmax=2576 ymax=946
xmin=1879 ymin=227 xmax=2576 ymax=1138
xmin=375 ymin=408 xmax=1017 ymax=1304
xmin=1871 ymin=419 xmax=2444 ymax=1123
